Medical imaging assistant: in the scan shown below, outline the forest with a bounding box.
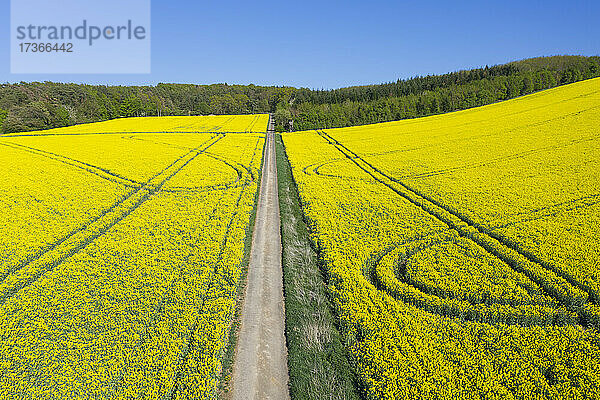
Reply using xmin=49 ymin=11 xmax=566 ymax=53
xmin=0 ymin=55 xmax=598 ymax=133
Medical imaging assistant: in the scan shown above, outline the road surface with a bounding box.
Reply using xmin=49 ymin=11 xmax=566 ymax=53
xmin=231 ymin=120 xmax=290 ymax=400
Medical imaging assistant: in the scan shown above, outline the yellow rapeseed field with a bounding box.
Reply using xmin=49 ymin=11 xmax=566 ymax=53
xmin=0 ymin=114 xmax=268 ymax=398
xmin=283 ymin=78 xmax=600 ymax=399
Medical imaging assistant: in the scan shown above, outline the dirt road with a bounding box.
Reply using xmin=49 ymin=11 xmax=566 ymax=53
xmin=231 ymin=127 xmax=290 ymax=399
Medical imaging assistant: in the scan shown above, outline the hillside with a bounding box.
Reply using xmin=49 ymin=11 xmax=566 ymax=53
xmin=282 ymin=77 xmax=600 ymax=398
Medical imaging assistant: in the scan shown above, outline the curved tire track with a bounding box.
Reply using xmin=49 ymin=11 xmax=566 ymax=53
xmin=0 ymin=135 xmax=224 ymax=306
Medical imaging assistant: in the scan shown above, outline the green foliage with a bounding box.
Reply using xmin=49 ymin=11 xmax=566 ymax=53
xmin=274 ymin=107 xmax=292 ymax=132
xmin=1 ymin=101 xmax=73 ymax=133
xmin=291 ymin=56 xmax=600 ymax=130
xmin=0 ymin=108 xmax=7 ymax=134
xmin=0 ymin=81 xmax=292 ymax=133
xmin=0 ymin=56 xmax=598 ymax=134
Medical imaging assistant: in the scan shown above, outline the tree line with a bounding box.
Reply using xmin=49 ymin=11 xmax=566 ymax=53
xmin=0 ymin=56 xmax=598 ymax=133
xmin=0 ymin=82 xmax=292 ymax=133
xmin=286 ymin=55 xmax=600 ymax=130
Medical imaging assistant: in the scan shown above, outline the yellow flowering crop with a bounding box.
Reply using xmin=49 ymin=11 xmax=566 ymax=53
xmin=2 ymin=114 xmax=268 ymax=136
xmin=283 ymin=78 xmax=600 ymax=399
xmin=0 ymin=115 xmax=267 ymax=398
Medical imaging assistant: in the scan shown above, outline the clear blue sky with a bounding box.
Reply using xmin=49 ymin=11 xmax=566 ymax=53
xmin=1 ymin=0 xmax=599 ymax=89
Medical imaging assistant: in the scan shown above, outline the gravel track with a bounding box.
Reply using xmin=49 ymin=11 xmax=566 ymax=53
xmin=231 ymin=126 xmax=290 ymax=400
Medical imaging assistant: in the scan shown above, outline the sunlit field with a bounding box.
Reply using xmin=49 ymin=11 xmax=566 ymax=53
xmin=283 ymin=79 xmax=600 ymax=399
xmin=0 ymin=114 xmax=268 ymax=398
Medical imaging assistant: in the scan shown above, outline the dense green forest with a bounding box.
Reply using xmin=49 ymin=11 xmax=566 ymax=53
xmin=0 ymin=55 xmax=598 ymax=133
xmin=288 ymin=55 xmax=600 ymax=130
xmin=0 ymin=82 xmax=289 ymax=133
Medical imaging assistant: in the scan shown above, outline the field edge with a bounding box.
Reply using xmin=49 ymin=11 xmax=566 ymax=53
xmin=276 ymin=133 xmax=361 ymax=400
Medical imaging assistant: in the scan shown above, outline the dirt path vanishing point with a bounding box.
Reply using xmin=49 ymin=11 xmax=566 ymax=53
xmin=231 ymin=125 xmax=290 ymax=399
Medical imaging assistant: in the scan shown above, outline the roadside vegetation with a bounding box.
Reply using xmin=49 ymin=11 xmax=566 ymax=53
xmin=275 ymin=133 xmax=360 ymax=400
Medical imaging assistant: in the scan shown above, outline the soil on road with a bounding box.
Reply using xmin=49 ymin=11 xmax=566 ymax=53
xmin=231 ymin=129 xmax=290 ymax=400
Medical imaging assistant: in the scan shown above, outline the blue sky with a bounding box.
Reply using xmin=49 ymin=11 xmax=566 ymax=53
xmin=1 ymin=0 xmax=599 ymax=88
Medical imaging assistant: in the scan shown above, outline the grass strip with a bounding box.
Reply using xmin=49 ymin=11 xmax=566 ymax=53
xmin=276 ymin=133 xmax=361 ymax=400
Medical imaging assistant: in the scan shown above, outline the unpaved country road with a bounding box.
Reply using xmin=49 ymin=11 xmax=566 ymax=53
xmin=231 ymin=127 xmax=290 ymax=400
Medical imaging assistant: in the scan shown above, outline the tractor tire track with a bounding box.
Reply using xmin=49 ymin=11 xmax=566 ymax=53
xmin=0 ymin=141 xmax=143 ymax=188
xmin=0 ymin=135 xmax=216 ymax=284
xmin=110 ymin=166 xmax=240 ymax=396
xmin=0 ymin=135 xmax=224 ymax=307
xmin=121 ymin=135 xmax=249 ymax=190
xmin=315 ymin=130 xmax=594 ymax=316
